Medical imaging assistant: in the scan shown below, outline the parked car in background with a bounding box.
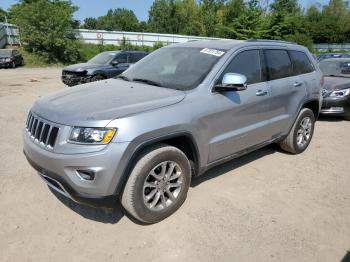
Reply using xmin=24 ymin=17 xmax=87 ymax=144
xmin=317 ymin=53 xmax=350 ymax=62
xmin=61 ymin=50 xmax=148 ymax=86
xmin=318 ymin=58 xmax=350 ymax=120
xmin=0 ymin=49 xmax=24 ymax=68
xmin=24 ymin=40 xmax=322 ymax=223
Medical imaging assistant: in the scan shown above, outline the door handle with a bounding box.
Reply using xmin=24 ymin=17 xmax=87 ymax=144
xmin=256 ymin=90 xmax=268 ymax=96
xmin=294 ymin=82 xmax=302 ymax=87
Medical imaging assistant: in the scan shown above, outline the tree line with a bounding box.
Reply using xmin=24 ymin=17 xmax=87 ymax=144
xmin=82 ymin=0 xmax=350 ymax=47
xmin=2 ymin=0 xmax=350 ymax=64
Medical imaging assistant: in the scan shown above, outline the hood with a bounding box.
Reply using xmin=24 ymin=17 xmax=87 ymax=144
xmin=31 ymin=79 xmax=185 ymax=126
xmin=323 ymin=76 xmax=350 ymax=91
xmin=63 ymin=62 xmax=110 ymax=72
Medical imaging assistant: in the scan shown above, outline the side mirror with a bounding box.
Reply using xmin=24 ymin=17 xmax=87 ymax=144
xmin=215 ymin=73 xmax=248 ymax=92
xmin=111 ymin=60 xmax=119 ymax=66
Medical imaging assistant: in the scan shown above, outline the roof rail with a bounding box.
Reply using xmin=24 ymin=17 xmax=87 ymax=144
xmin=246 ymin=39 xmax=297 ymax=44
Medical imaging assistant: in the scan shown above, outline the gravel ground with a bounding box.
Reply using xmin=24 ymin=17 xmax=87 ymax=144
xmin=0 ymin=67 xmax=349 ymax=262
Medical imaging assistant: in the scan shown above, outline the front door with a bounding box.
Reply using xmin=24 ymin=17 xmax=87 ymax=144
xmin=207 ymin=49 xmax=272 ymax=163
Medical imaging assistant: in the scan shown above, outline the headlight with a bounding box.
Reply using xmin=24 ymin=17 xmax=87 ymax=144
xmin=69 ymin=127 xmax=116 ymax=144
xmin=330 ymin=88 xmax=350 ymax=97
xmin=5 ymin=58 xmax=11 ymax=62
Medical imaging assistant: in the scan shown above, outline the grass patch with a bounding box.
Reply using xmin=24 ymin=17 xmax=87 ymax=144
xmin=17 ymin=47 xmax=63 ymax=68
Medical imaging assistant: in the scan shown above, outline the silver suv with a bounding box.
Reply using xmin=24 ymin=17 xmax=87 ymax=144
xmin=23 ymin=40 xmax=322 ymax=223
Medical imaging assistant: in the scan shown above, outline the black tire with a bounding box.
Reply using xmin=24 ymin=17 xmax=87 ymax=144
xmin=344 ymin=111 xmax=350 ymax=121
xmin=121 ymin=144 xmax=191 ymax=224
xmin=91 ymin=74 xmax=105 ymax=82
xmin=279 ymin=108 xmax=315 ymax=154
xmin=11 ymin=61 xmax=16 ymax=68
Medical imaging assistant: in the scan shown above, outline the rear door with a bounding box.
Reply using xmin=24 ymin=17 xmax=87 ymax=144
xmin=263 ymin=49 xmax=307 ymax=137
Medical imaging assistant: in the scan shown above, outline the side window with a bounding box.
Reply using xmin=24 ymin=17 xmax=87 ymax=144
xmin=129 ymin=53 xmax=143 ymax=63
xmin=221 ymin=50 xmax=262 ymax=85
xmin=289 ymin=50 xmax=314 ymax=75
xmin=264 ymin=50 xmax=293 ymax=80
xmin=115 ymin=53 xmax=128 ymax=63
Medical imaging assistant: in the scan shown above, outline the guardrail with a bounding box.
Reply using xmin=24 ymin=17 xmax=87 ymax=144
xmin=0 ymin=23 xmax=20 ymax=48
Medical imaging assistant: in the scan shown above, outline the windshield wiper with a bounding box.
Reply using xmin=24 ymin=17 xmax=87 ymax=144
xmin=132 ymin=78 xmax=164 ymax=87
xmin=116 ymin=75 xmax=131 ymax=81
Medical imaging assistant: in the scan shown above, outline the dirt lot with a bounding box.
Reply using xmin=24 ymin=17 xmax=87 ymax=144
xmin=0 ymin=67 xmax=349 ymax=262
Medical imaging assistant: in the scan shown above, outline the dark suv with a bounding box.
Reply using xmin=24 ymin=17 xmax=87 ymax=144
xmin=0 ymin=49 xmax=24 ymax=68
xmin=62 ymin=50 xmax=148 ymax=86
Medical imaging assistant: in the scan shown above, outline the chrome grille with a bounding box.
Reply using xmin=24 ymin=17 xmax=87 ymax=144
xmin=25 ymin=112 xmax=60 ymax=149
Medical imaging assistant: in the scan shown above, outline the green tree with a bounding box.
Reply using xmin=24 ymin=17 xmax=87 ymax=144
xmin=83 ymin=17 xmax=98 ymax=29
xmin=0 ymin=8 xmax=7 ymax=23
xmin=321 ymin=0 xmax=350 ymax=43
xmin=199 ymin=0 xmax=219 ymax=36
xmin=96 ymin=8 xmax=139 ymax=31
xmin=148 ymin=0 xmax=173 ymax=33
xmin=229 ymin=0 xmax=265 ymax=39
xmin=9 ymin=0 xmax=80 ymax=63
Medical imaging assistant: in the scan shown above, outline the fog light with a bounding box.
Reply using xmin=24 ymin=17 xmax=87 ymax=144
xmin=76 ymin=170 xmax=95 ymax=181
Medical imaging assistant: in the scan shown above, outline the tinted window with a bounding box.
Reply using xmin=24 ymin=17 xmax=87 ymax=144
xmin=221 ymin=50 xmax=262 ymax=84
xmin=289 ymin=50 xmax=314 ymax=75
xmin=129 ymin=53 xmax=145 ymax=63
xmin=115 ymin=53 xmax=128 ymax=63
xmin=264 ymin=50 xmax=293 ymax=80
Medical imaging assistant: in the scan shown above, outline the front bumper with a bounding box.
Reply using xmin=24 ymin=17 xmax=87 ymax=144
xmin=23 ymin=130 xmax=130 ymax=208
xmin=0 ymin=61 xmax=12 ymax=68
xmin=61 ymin=72 xmax=92 ymax=86
xmin=320 ymin=95 xmax=350 ymax=116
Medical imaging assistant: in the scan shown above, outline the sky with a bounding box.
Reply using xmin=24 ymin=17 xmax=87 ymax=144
xmin=0 ymin=0 xmax=154 ymax=21
xmin=1 ymin=0 xmax=327 ymax=22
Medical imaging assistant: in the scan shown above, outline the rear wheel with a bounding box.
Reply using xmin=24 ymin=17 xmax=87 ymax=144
xmin=121 ymin=144 xmax=191 ymax=224
xmin=279 ymin=108 xmax=315 ymax=154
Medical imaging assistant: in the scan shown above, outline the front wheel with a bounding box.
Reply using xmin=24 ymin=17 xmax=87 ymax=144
xmin=279 ymin=108 xmax=315 ymax=154
xmin=121 ymin=144 xmax=191 ymax=224
xmin=344 ymin=111 xmax=350 ymax=121
xmin=90 ymin=74 xmax=105 ymax=82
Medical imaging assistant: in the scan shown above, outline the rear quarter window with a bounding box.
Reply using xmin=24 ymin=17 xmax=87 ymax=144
xmin=264 ymin=49 xmax=293 ymax=80
xmin=289 ymin=50 xmax=314 ymax=75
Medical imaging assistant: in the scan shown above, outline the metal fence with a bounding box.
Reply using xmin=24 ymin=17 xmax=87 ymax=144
xmin=0 ymin=23 xmax=20 ymax=48
xmin=73 ymin=29 xmax=222 ymax=46
xmin=2 ymin=23 xmax=350 ymax=52
xmin=313 ymin=43 xmax=350 ymax=52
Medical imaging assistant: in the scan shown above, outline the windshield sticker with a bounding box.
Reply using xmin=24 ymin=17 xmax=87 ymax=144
xmin=200 ymin=48 xmax=225 ymax=57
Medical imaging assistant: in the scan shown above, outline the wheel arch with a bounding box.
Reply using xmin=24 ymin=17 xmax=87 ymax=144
xmin=302 ymin=99 xmax=320 ymax=119
xmin=115 ymin=132 xmax=200 ymax=196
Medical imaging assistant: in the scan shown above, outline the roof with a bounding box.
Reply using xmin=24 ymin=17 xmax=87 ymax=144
xmin=169 ymin=39 xmax=303 ymax=51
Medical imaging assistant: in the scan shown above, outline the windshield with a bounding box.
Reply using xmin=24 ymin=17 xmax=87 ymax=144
xmin=120 ymin=47 xmax=225 ymax=90
xmin=319 ymin=60 xmax=350 ymax=77
xmin=0 ymin=49 xmax=12 ymax=58
xmin=88 ymin=52 xmax=119 ymax=64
